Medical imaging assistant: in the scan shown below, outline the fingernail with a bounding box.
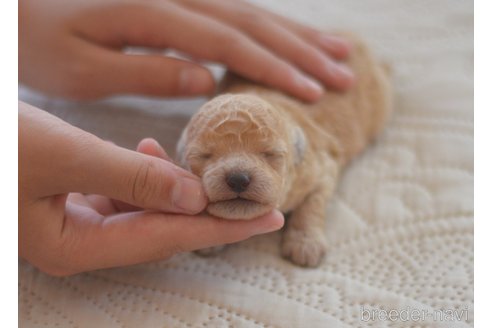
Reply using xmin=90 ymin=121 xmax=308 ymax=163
xmin=179 ymin=68 xmax=213 ymax=95
xmin=145 ymin=138 xmax=161 ymax=151
xmin=172 ymin=177 xmax=207 ymax=214
xmin=319 ymin=35 xmax=353 ymax=54
xmin=150 ymin=139 xmax=171 ymax=161
xmin=294 ymin=71 xmax=324 ymax=97
xmin=326 ymin=62 xmax=355 ymax=88
xmin=252 ymin=210 xmax=285 ymax=235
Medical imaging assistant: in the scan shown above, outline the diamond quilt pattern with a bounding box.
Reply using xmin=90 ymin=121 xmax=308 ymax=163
xmin=19 ymin=0 xmax=473 ymax=327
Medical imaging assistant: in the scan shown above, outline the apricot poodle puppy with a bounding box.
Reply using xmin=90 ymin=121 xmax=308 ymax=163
xmin=177 ymin=34 xmax=393 ymax=267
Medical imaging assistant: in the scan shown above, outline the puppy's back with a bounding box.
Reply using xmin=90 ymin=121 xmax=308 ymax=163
xmin=301 ymin=33 xmax=392 ymax=164
xmin=221 ymin=33 xmax=392 ymax=165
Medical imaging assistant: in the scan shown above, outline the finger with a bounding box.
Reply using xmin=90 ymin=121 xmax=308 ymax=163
xmin=224 ymin=0 xmax=353 ymax=59
xmin=313 ymin=35 xmax=353 ymax=60
xmin=68 ymin=192 xmax=121 ymax=216
xmin=67 ymin=193 xmax=93 ymax=208
xmin=112 ymin=138 xmax=172 ymax=212
xmin=136 ymin=138 xmax=171 ymax=161
xmin=174 ymin=0 xmax=353 ymax=90
xmin=68 ymin=193 xmax=118 ymax=216
xmin=185 ymin=0 xmax=354 ymax=90
xmin=86 ymin=51 xmax=215 ymax=98
xmin=85 ymin=195 xmax=119 ymax=216
xmin=241 ymin=23 xmax=354 ymax=90
xmin=63 ymin=209 xmax=285 ymax=273
xmin=66 ymin=135 xmax=207 ymax=214
xmin=21 ymin=104 xmax=207 ymax=215
xmin=74 ymin=1 xmax=324 ymax=102
xmin=255 ymin=12 xmax=352 ymax=59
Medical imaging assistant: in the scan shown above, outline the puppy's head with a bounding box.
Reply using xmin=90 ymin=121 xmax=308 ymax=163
xmin=177 ymin=94 xmax=305 ymax=220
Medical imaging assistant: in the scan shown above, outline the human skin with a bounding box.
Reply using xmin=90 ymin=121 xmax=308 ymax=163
xmin=18 ymin=0 xmax=354 ymax=275
xmin=19 ymin=0 xmax=354 ymax=102
xmin=19 ymin=101 xmax=285 ymax=276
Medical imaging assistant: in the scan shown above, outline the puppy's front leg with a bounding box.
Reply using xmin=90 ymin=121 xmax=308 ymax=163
xmin=281 ymin=180 xmax=334 ymax=267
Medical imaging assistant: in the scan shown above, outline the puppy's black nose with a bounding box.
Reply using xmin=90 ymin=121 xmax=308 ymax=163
xmin=226 ymin=172 xmax=251 ymax=193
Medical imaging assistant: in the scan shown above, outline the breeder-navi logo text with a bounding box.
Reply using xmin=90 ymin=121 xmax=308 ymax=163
xmin=360 ymin=306 xmax=469 ymax=323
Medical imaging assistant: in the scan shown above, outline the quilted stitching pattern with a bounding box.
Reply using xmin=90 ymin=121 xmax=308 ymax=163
xmin=19 ymin=0 xmax=473 ymax=326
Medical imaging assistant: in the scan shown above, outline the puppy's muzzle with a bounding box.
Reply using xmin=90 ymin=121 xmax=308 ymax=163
xmin=226 ymin=171 xmax=251 ymax=193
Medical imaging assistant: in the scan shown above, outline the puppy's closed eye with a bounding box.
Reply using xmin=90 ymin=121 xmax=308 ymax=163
xmin=187 ymin=152 xmax=213 ymax=169
xmin=260 ymin=149 xmax=287 ymax=171
xmin=195 ymin=153 xmax=213 ymax=160
xmin=261 ymin=150 xmax=284 ymax=159
xmin=184 ymin=149 xmax=215 ymax=173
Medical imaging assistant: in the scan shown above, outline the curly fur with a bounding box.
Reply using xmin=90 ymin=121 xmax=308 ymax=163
xmin=177 ymin=34 xmax=393 ymax=266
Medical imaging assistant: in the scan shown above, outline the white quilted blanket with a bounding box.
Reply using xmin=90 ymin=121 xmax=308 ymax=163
xmin=18 ymin=0 xmax=474 ymax=327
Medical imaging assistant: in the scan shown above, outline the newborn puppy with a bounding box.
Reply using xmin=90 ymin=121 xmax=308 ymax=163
xmin=176 ymin=34 xmax=392 ymax=267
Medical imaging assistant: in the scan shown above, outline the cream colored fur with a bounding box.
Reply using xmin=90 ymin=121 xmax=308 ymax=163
xmin=177 ymin=34 xmax=392 ymax=267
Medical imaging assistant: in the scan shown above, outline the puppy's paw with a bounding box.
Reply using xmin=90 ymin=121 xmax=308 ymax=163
xmin=281 ymin=228 xmax=327 ymax=267
xmin=194 ymin=245 xmax=226 ymax=257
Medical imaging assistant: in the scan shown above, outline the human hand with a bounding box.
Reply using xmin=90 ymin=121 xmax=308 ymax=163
xmin=19 ymin=0 xmax=353 ymax=102
xmin=18 ymin=101 xmax=284 ymax=276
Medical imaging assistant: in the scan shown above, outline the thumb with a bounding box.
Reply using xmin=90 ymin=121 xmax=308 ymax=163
xmin=20 ymin=104 xmax=206 ymax=214
xmin=111 ymin=138 xmax=173 ymax=212
xmin=73 ymin=139 xmax=208 ymax=214
xmin=90 ymin=48 xmax=215 ymax=98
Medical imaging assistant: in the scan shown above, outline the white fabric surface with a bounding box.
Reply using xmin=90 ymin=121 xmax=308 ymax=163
xmin=19 ymin=0 xmax=474 ymax=327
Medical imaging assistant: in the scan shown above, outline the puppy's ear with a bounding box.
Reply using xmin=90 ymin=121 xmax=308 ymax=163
xmin=176 ymin=127 xmax=189 ymax=169
xmin=291 ymin=126 xmax=307 ymax=165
